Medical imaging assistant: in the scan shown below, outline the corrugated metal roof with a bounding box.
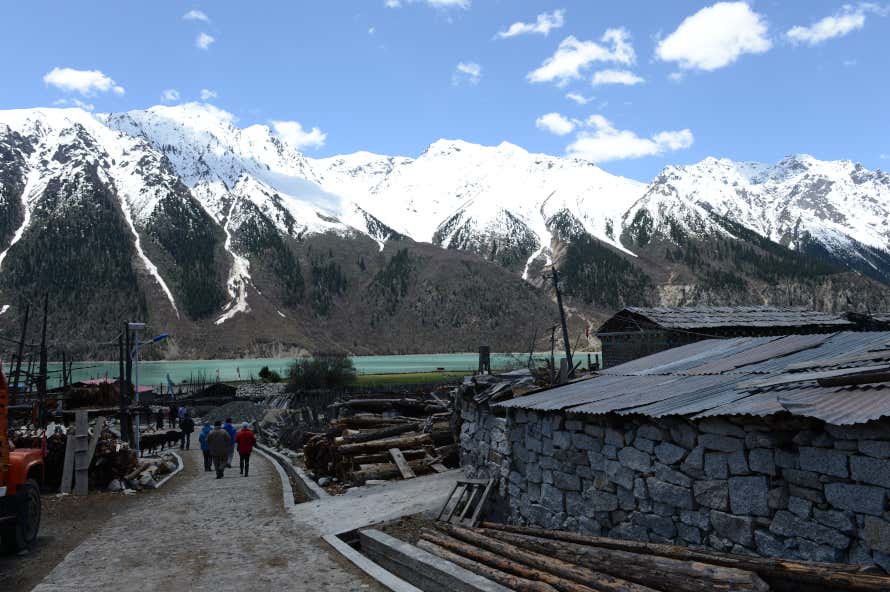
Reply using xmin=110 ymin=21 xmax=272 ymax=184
xmin=618 ymin=306 xmax=853 ymax=330
xmin=495 ymin=331 xmax=890 ymax=425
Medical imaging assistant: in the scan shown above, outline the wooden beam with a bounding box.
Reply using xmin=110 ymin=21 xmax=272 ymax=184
xmin=389 ymin=448 xmax=416 ymax=479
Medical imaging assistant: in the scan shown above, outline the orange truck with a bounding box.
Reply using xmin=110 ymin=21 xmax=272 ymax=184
xmin=0 ymin=362 xmax=43 ymax=553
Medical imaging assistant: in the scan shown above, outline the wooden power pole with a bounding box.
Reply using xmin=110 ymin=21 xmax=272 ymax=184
xmin=10 ymin=302 xmax=30 ymax=405
xmin=549 ymin=266 xmax=573 ymax=379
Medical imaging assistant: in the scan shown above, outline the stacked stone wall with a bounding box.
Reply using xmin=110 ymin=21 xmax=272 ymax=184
xmin=461 ymin=405 xmax=890 ymax=571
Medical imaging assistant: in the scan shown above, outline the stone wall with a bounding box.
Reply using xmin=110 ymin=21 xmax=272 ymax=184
xmin=459 ymin=395 xmax=511 ymax=522
xmin=460 ymin=406 xmax=890 ymax=571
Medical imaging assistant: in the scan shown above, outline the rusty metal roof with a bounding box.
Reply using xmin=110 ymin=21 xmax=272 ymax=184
xmin=611 ymin=306 xmax=854 ymax=330
xmin=496 ymin=331 xmax=890 ymax=425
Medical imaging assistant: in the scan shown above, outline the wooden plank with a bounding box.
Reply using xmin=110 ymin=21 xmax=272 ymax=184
xmin=73 ymin=411 xmax=89 ymax=496
xmin=389 ymin=448 xmax=416 ymax=479
xmin=59 ymin=433 xmax=75 ymax=494
xmin=430 ymin=463 xmax=449 ymax=473
xmin=86 ymin=415 xmax=105 ymax=465
xmin=467 ymin=479 xmax=494 ymax=527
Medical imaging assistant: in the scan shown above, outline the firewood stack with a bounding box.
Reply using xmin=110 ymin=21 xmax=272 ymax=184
xmin=418 ymin=522 xmax=890 ymax=592
xmin=302 ymin=392 xmax=457 ymax=485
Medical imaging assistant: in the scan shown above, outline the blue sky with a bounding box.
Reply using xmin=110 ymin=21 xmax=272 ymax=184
xmin=0 ymin=1 xmax=888 ymax=180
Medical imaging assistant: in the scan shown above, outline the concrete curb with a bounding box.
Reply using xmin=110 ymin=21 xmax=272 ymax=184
xmin=256 ymin=443 xmax=329 ymax=500
xmin=153 ymin=450 xmax=185 ymax=489
xmin=322 ymin=533 xmax=423 ymax=592
xmin=254 ymin=446 xmax=295 ymax=507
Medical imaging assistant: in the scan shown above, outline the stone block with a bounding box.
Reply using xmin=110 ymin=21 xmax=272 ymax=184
xmin=797 ymin=539 xmax=844 ymax=563
xmin=603 ymin=445 xmax=618 ymax=460
xmin=553 ymin=430 xmax=572 ymax=450
xmin=681 ymin=509 xmax=711 ymax=530
xmin=770 ymin=511 xmax=850 ymax=550
xmin=682 ymin=446 xmax=705 ymax=472
xmin=782 ymin=468 xmax=823 ymax=489
xmin=694 ymin=479 xmax=729 ymax=510
xmin=572 ymin=432 xmax=598 ymax=451
xmin=633 ymin=436 xmax=655 ymax=454
xmin=704 ymin=453 xmax=729 ymax=479
xmin=618 ymin=446 xmax=652 ymax=472
xmin=541 ymin=484 xmax=565 ymax=513
xmin=605 ymin=460 xmax=634 ymax=490
xmin=586 ymin=450 xmax=606 ymax=470
xmin=875 ymin=551 xmax=890 ymax=574
xmin=745 ymin=432 xmax=786 ymax=449
xmin=700 ymin=434 xmax=743 ymax=452
xmin=788 ymin=496 xmax=813 ymax=518
xmin=609 ymin=523 xmax=649 ymax=542
xmin=588 ymin=490 xmax=619 ymax=512
xmin=655 ymin=464 xmax=692 ymax=488
xmin=859 ymin=440 xmax=890 ymax=458
xmin=646 ymin=477 xmax=694 ymax=509
xmin=799 ymin=447 xmax=849 ymax=478
xmin=677 ymin=523 xmax=702 ymax=544
xmin=729 ymin=476 xmax=770 ymax=516
xmin=699 ymin=418 xmax=746 ymax=438
xmin=634 ymin=477 xmax=648 ymax=499
xmin=728 ymin=450 xmax=749 ymax=475
xmin=655 ymin=442 xmax=687 ymax=465
xmin=748 ymin=448 xmax=776 ymax=475
xmin=754 ymin=530 xmax=788 ymax=558
xmin=526 ymin=436 xmax=543 ymax=453
xmin=554 ymin=449 xmax=589 ymax=466
xmin=584 ymin=424 xmax=604 ymax=438
xmin=812 ymin=508 xmax=855 ymax=534
xmin=824 ymin=483 xmax=886 ymax=516
xmin=565 ymin=419 xmax=584 ymax=432
xmin=554 ymin=471 xmax=581 ymax=491
xmin=787 ymin=484 xmax=824 ymax=505
xmin=605 ymin=427 xmax=625 ymax=447
xmin=851 ymin=455 xmax=890 ymax=488
xmin=863 ymin=516 xmax=890 ymax=555
xmin=578 ymin=516 xmax=602 ymax=536
xmin=834 ymin=439 xmax=858 ymax=451
xmin=826 ymin=423 xmax=890 ymax=441
xmin=633 ymin=512 xmax=676 ymax=538
xmin=670 ymin=423 xmax=697 ymax=450
xmin=774 ymin=449 xmax=798 ymax=469
xmin=711 ymin=510 xmax=754 ymax=547
xmin=565 ymin=491 xmax=585 ymax=517
xmin=637 ymin=425 xmax=666 ymax=442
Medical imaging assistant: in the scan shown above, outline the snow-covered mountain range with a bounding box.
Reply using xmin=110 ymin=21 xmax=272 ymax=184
xmin=0 ymin=103 xmax=889 ymax=355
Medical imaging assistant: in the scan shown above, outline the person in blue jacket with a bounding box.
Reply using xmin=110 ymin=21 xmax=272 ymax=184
xmin=198 ymin=422 xmax=213 ymax=471
xmin=223 ymin=417 xmax=237 ymax=468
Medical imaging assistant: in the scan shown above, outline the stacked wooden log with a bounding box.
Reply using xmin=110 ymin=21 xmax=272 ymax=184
xmin=417 ymin=523 xmax=890 ymax=592
xmin=302 ymin=395 xmax=457 ymax=485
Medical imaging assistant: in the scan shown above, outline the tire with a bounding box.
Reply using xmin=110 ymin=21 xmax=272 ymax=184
xmin=1 ymin=479 xmax=41 ymax=553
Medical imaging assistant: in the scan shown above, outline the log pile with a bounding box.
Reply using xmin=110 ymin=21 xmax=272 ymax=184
xmin=117 ymin=452 xmax=177 ymax=490
xmin=415 ymin=522 xmax=890 ymax=592
xmin=301 ymin=392 xmax=457 ymax=486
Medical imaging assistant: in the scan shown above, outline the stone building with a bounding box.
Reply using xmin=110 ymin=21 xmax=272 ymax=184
xmin=459 ymin=331 xmax=890 ymax=570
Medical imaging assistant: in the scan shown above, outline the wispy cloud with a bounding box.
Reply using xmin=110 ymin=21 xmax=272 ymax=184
xmin=565 ymin=92 xmax=592 ymax=105
xmin=385 ymin=0 xmax=470 ymax=8
xmin=786 ymin=3 xmax=887 ymax=46
xmin=591 ymin=69 xmax=644 ymax=86
xmin=452 ymin=61 xmax=482 ymax=85
xmin=183 ymin=9 xmax=210 ymax=23
xmin=160 ymin=89 xmax=180 ymax=103
xmin=536 ymin=112 xmax=576 ymax=136
xmin=271 ymin=120 xmax=327 ymax=149
xmin=528 ymin=29 xmax=635 ymax=86
xmin=566 ymin=114 xmax=693 ymax=162
xmin=200 ymin=88 xmax=218 ymax=100
xmin=52 ymin=98 xmax=95 ymax=111
xmin=196 ymin=32 xmax=215 ymax=50
xmin=43 ymin=67 xmax=125 ymax=96
xmin=656 ymin=2 xmax=771 ymax=71
xmin=497 ymin=9 xmax=565 ymax=39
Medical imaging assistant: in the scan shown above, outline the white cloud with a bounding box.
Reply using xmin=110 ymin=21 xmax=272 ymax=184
xmin=52 ymin=98 xmax=95 ymax=111
xmin=786 ymin=4 xmax=886 ymax=46
xmin=270 ymin=120 xmax=327 ymax=149
xmin=881 ymin=153 xmax=889 ymax=160
xmin=668 ymin=72 xmax=685 ymax=82
xmin=591 ymin=69 xmax=644 ymax=86
xmin=183 ymin=9 xmax=210 ymax=22
xmin=160 ymin=89 xmax=180 ymax=103
xmin=368 ymin=27 xmax=376 ymax=35
xmin=527 ymin=29 xmax=635 ymax=86
xmin=196 ymin=32 xmax=215 ymax=50
xmin=43 ymin=67 xmax=125 ymax=97
xmin=536 ymin=112 xmax=576 ymax=136
xmin=497 ymin=9 xmax=565 ymax=39
xmin=200 ymin=88 xmax=218 ymax=100
xmin=655 ymin=2 xmax=771 ymax=71
xmin=453 ymin=61 xmax=482 ymax=85
xmin=566 ymin=115 xmax=693 ymax=162
xmin=385 ymin=0 xmax=470 ymax=8
xmin=565 ymin=92 xmax=592 ymax=105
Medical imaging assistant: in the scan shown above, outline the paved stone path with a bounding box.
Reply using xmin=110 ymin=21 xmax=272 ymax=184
xmin=31 ymin=447 xmax=381 ymax=592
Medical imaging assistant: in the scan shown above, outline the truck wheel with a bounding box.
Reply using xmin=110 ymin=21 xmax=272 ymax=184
xmin=1 ymin=480 xmax=41 ymax=553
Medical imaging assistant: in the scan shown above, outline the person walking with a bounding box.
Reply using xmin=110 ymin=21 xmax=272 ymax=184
xmin=168 ymin=405 xmax=177 ymax=428
xmin=234 ymin=422 xmax=257 ymax=477
xmin=223 ymin=417 xmax=237 ymax=468
xmin=198 ymin=422 xmax=213 ymax=471
xmin=206 ymin=421 xmax=230 ymax=479
xmin=180 ymin=413 xmax=195 ymax=450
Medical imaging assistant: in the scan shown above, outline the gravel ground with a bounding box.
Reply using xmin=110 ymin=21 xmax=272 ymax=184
xmin=27 ymin=448 xmax=382 ymax=592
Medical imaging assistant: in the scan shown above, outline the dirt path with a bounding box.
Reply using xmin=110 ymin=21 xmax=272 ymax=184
xmin=28 ymin=447 xmax=381 ymax=592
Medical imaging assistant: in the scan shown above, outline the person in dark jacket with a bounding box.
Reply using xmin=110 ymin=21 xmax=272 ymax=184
xmin=206 ymin=421 xmax=231 ymax=478
xmin=168 ymin=405 xmax=177 ymax=428
xmin=180 ymin=414 xmax=195 ymax=450
xmin=234 ymin=422 xmax=257 ymax=477
xmin=223 ymin=418 xmax=237 ymax=468
xmin=198 ymin=422 xmax=213 ymax=471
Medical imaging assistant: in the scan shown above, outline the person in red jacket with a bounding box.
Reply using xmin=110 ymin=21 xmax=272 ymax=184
xmin=234 ymin=422 xmax=257 ymax=477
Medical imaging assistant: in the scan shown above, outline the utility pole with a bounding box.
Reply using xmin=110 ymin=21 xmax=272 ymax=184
xmin=11 ymin=302 xmax=29 ymax=405
xmin=549 ymin=325 xmax=557 ymax=383
xmin=549 ymin=266 xmax=574 ymax=379
xmin=37 ymin=294 xmax=48 ymax=428
xmin=118 ymin=333 xmax=128 ymax=443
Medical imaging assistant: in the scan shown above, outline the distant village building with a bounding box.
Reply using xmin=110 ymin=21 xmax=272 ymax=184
xmin=458 ymin=330 xmax=890 ymax=569
xmin=596 ymin=306 xmax=860 ymax=369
